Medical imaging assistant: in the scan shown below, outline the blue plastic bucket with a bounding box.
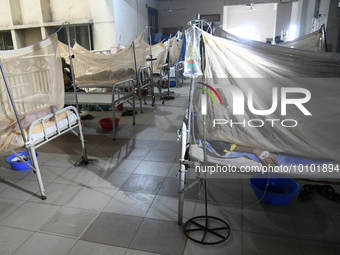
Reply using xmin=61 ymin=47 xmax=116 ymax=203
xmin=170 ymin=79 xmax=176 ymax=87
xmin=6 ymin=152 xmax=39 ymax=171
xmin=249 ymin=173 xmax=301 ymax=206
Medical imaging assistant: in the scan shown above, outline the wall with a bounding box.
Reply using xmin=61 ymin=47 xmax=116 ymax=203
xmin=20 ymin=0 xmax=41 ymax=24
xmin=49 ymin=0 xmax=91 ymax=21
xmin=9 ymin=0 xmax=21 ymax=26
xmin=326 ymin=0 xmax=340 ymax=52
xmin=113 ymin=0 xmax=157 ymax=47
xmin=275 ymin=1 xmax=292 ymax=37
xmin=90 ymin=0 xmax=116 ymax=50
xmin=41 ymin=0 xmax=52 ymax=22
xmin=158 ymin=0 xmax=225 ymax=33
xmin=0 ymin=0 xmax=12 ymax=27
xmin=224 ymin=3 xmax=277 ymax=42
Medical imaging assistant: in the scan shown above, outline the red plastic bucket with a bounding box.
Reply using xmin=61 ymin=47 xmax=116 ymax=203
xmin=118 ymin=103 xmax=123 ymax=111
xmin=99 ymin=118 xmax=120 ymax=130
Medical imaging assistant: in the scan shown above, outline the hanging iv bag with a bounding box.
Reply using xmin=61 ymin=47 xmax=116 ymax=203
xmin=183 ymin=27 xmax=203 ymax=78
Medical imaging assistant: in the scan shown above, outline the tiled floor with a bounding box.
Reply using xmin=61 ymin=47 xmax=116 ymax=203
xmin=0 ymin=79 xmax=340 ymax=255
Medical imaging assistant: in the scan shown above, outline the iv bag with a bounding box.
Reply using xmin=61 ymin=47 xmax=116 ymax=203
xmin=183 ymin=27 xmax=203 ymax=78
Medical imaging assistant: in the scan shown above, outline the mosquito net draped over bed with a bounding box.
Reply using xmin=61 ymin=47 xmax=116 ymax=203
xmin=215 ymin=27 xmax=326 ymax=52
xmin=0 ymin=33 xmax=64 ymax=152
xmin=192 ymin=29 xmax=340 ymax=162
xmin=277 ymin=28 xmax=326 ymax=51
xmin=59 ymin=33 xmax=147 ymax=84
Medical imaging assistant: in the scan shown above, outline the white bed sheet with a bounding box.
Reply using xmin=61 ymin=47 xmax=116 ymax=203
xmin=64 ymin=92 xmax=133 ymax=105
xmin=31 ymin=112 xmax=77 ymax=143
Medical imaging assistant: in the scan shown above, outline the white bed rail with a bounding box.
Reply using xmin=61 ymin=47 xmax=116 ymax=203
xmin=138 ymin=65 xmax=155 ymax=112
xmin=25 ymin=105 xmax=88 ymax=200
xmin=64 ymin=78 xmax=136 ymax=140
xmin=27 ymin=105 xmax=81 ymax=148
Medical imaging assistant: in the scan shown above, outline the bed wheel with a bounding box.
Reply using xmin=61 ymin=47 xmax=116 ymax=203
xmin=41 ymin=195 xmax=47 ymax=200
xmin=162 ymin=102 xmax=164 ymax=104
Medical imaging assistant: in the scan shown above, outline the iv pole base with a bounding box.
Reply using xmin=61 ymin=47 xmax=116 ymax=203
xmin=183 ymin=215 xmax=231 ymax=245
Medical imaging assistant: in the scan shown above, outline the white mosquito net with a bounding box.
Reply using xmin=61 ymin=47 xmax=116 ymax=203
xmin=164 ymin=36 xmax=183 ymax=67
xmin=0 ymin=33 xmax=64 ymax=152
xmin=145 ymin=41 xmax=168 ymax=71
xmin=59 ymin=33 xmax=147 ymax=84
xmin=215 ymin=27 xmax=326 ymax=52
xmin=190 ymin=28 xmax=340 ymax=162
xmin=278 ymin=28 xmax=326 ymax=51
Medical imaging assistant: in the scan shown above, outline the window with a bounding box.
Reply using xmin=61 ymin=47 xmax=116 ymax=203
xmin=56 ymin=25 xmax=93 ymax=50
xmin=0 ymin=32 xmax=14 ymax=50
xmin=148 ymin=7 xmax=159 ymax=36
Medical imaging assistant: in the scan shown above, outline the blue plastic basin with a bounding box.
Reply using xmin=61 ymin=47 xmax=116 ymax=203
xmin=6 ymin=152 xmax=39 ymax=171
xmin=249 ymin=173 xmax=301 ymax=206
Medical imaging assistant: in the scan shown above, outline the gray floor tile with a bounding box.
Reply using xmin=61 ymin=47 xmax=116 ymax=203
xmin=66 ymin=186 xmax=117 ymax=211
xmin=0 ymin=226 xmax=33 ymax=255
xmin=40 ymin=207 xmax=98 ymax=238
xmin=1 ymin=201 xmax=60 ymax=231
xmin=12 ymin=232 xmax=77 ymax=255
xmin=145 ymin=195 xmax=196 ymax=222
xmin=86 ymin=171 xmax=130 ymax=189
xmin=114 ymin=147 xmax=151 ymax=160
xmin=129 ymin=218 xmax=187 ymax=255
xmin=29 ymin=182 xmax=81 ymax=205
xmin=198 ymin=181 xmax=243 ymax=204
xmin=103 ymin=190 xmax=155 ymax=217
xmin=52 ymin=167 xmax=98 ymax=186
xmin=0 ymin=179 xmax=43 ymax=201
xmin=299 ymin=239 xmax=340 ymax=255
xmin=120 ymin=174 xmax=165 ymax=194
xmin=81 ymin=212 xmax=143 ymax=247
xmin=194 ymin=201 xmax=243 ymax=231
xmin=158 ymin=177 xmax=200 ymax=199
xmin=102 ymin=159 xmax=141 ymax=173
xmin=125 ymin=249 xmax=164 ymax=255
xmin=23 ymin=165 xmax=69 ymax=183
xmin=0 ymin=197 xmax=26 ymax=222
xmin=69 ymin=240 xmax=127 ymax=255
xmin=183 ymin=229 xmax=243 ymax=255
xmin=243 ymin=232 xmax=302 ymax=255
xmin=243 ymin=203 xmax=297 ymax=237
xmin=292 ymin=210 xmax=340 ymax=243
xmin=153 ymin=140 xmax=181 ymax=151
xmin=133 ymin=161 xmax=172 ymax=176
xmin=144 ymin=149 xmax=179 ymax=163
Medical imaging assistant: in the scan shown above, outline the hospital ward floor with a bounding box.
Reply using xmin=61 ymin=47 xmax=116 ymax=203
xmin=0 ymin=79 xmax=340 ymax=255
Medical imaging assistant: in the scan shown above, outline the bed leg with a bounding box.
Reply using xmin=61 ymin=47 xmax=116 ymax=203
xmin=29 ymin=147 xmax=47 ymax=200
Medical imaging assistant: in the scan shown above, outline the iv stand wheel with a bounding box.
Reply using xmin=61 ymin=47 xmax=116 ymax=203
xmin=183 ymin=215 xmax=231 ymax=245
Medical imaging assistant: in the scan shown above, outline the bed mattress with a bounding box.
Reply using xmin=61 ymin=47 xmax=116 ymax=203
xmin=0 ymin=112 xmax=77 ymax=152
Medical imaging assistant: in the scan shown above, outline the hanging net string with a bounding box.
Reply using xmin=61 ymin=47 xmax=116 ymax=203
xmin=192 ymin=28 xmax=340 ymax=161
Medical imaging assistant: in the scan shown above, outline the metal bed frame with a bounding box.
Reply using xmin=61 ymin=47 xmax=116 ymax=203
xmin=64 ymin=79 xmax=136 ymax=140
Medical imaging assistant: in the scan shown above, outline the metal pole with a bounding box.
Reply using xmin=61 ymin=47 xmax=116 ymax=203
xmin=64 ymin=21 xmax=80 ymax=114
xmin=186 ymin=78 xmax=194 ymax=144
xmin=147 ymin=26 xmax=154 ymax=73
